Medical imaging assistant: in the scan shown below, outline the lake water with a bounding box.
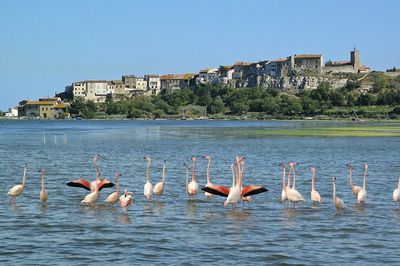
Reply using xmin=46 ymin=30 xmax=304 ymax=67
xmin=0 ymin=120 xmax=399 ymax=265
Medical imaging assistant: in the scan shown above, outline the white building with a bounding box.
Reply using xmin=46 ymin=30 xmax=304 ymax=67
xmin=144 ymin=75 xmax=161 ymax=94
xmin=197 ymin=68 xmax=219 ymax=84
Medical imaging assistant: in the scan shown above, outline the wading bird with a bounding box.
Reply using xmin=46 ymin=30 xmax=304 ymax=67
xmin=310 ymin=167 xmax=321 ymax=204
xmin=39 ymin=168 xmax=48 ymax=203
xmin=120 ymin=189 xmax=133 ymax=210
xmin=104 ymin=171 xmax=121 ymax=205
xmin=153 ymin=160 xmax=166 ymax=198
xmin=187 ymin=157 xmax=199 ymax=198
xmin=144 ymin=156 xmax=153 ymax=200
xmin=357 ymin=164 xmax=368 ymax=204
xmin=347 ymin=163 xmax=361 ymax=199
xmin=67 ymin=155 xmax=114 ymax=191
xmin=224 ymin=158 xmax=242 ymax=209
xmin=332 ymin=176 xmax=345 ymax=212
xmin=286 ymin=162 xmax=305 ymax=207
xmin=7 ymin=163 xmax=28 ymax=204
xmin=81 ymin=172 xmax=101 ymax=204
xmin=203 ymin=155 xmax=213 ymax=200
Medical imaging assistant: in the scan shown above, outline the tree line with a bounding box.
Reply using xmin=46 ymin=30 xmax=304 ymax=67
xmin=68 ymin=73 xmax=400 ymax=119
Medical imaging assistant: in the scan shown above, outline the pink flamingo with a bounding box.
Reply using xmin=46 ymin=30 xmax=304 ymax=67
xmin=67 ymin=155 xmax=114 ymax=192
xmin=187 ymin=157 xmax=199 ymax=198
xmin=104 ymin=171 xmax=121 ymax=205
xmin=120 ymin=189 xmax=133 ymax=210
xmin=202 ymin=156 xmax=268 ymax=200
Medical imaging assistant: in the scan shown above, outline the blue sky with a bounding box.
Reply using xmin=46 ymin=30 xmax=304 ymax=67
xmin=0 ymin=0 xmax=399 ymax=110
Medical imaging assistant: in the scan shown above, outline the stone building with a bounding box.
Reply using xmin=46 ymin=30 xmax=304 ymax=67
xmin=324 ymin=49 xmax=370 ymax=74
xmin=18 ymin=97 xmax=69 ymax=119
xmin=160 ymin=74 xmax=197 ymax=91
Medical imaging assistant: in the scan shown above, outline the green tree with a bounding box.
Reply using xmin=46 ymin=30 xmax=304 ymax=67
xmin=208 ymin=96 xmax=225 ymax=114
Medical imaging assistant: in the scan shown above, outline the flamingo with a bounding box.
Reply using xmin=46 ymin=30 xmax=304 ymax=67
xmin=39 ymin=168 xmax=48 ymax=203
xmin=310 ymin=167 xmax=322 ymax=204
xmin=7 ymin=163 xmax=28 ymax=204
xmin=332 ymin=176 xmax=345 ymax=212
xmin=224 ymin=158 xmax=242 ymax=209
xmin=144 ymin=156 xmax=153 ymax=200
xmin=201 ymin=157 xmax=267 ymax=199
xmin=286 ymin=162 xmax=305 ymax=207
xmin=104 ymin=171 xmax=121 ymax=205
xmin=357 ymin=163 xmax=368 ymax=204
xmin=67 ymin=155 xmax=114 ymax=191
xmin=203 ymin=155 xmax=213 ymax=200
xmin=393 ymin=177 xmax=400 ymax=204
xmin=347 ymin=163 xmax=361 ymax=198
xmin=187 ymin=157 xmax=199 ymax=198
xmin=120 ymin=189 xmax=133 ymax=210
xmin=81 ymin=172 xmax=101 ymax=204
xmin=153 ymin=160 xmax=166 ymax=198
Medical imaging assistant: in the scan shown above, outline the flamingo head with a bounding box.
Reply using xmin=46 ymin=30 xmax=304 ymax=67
xmin=279 ymin=162 xmax=286 ymax=168
xmin=191 ymin=157 xmax=196 ymax=162
xmin=310 ymin=167 xmax=316 ymax=173
xmin=93 ymin=154 xmax=100 ymax=163
xmin=332 ymin=176 xmax=337 ymax=182
xmin=183 ymin=163 xmax=188 ymax=169
xmin=38 ymin=168 xmax=45 ymax=174
xmin=203 ymin=155 xmax=210 ymax=160
xmin=346 ymin=163 xmax=352 ymax=169
xmin=144 ymin=156 xmax=151 ymax=162
xmin=116 ymin=171 xmax=122 ymax=177
xmin=364 ymin=163 xmax=368 ymax=169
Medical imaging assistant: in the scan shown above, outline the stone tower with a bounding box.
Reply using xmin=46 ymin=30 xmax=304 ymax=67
xmin=350 ymin=48 xmax=360 ymax=73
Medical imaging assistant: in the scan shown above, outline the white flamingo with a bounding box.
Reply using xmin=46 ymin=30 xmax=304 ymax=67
xmin=347 ymin=163 xmax=361 ymax=199
xmin=203 ymin=155 xmax=213 ymax=200
xmin=81 ymin=172 xmax=101 ymax=204
xmin=286 ymin=162 xmax=305 ymax=207
xmin=7 ymin=163 xmax=28 ymax=204
xmin=153 ymin=160 xmax=166 ymax=198
xmin=104 ymin=171 xmax=121 ymax=205
xmin=39 ymin=168 xmax=48 ymax=203
xmin=332 ymin=176 xmax=345 ymax=212
xmin=310 ymin=167 xmax=321 ymax=204
xmin=357 ymin=163 xmax=368 ymax=204
xmin=143 ymin=156 xmax=153 ymax=200
xmin=224 ymin=158 xmax=242 ymax=209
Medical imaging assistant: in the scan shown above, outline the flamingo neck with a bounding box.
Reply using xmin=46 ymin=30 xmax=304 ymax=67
xmin=231 ymin=164 xmax=235 ymax=187
xmin=41 ymin=173 xmax=45 ymax=191
xmin=162 ymin=162 xmax=166 ymax=183
xmin=282 ymin=166 xmax=287 ymax=192
xmin=22 ymin=166 xmax=27 ymax=187
xmin=206 ymin=159 xmax=211 ymax=183
xmin=287 ymin=167 xmax=291 ymax=188
xmin=333 ymin=181 xmax=336 ymax=201
xmin=311 ymin=171 xmax=315 ymax=190
xmin=362 ymin=167 xmax=367 ymax=190
xmin=116 ymin=175 xmax=120 ymax=194
xmin=191 ymin=160 xmax=196 ymax=182
xmin=291 ymin=167 xmax=296 ymax=189
xmin=349 ymin=168 xmax=354 ymax=188
xmin=146 ymin=161 xmax=151 ymax=182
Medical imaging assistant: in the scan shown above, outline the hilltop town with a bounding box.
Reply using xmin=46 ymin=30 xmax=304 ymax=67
xmin=4 ymin=49 xmax=400 ymax=120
